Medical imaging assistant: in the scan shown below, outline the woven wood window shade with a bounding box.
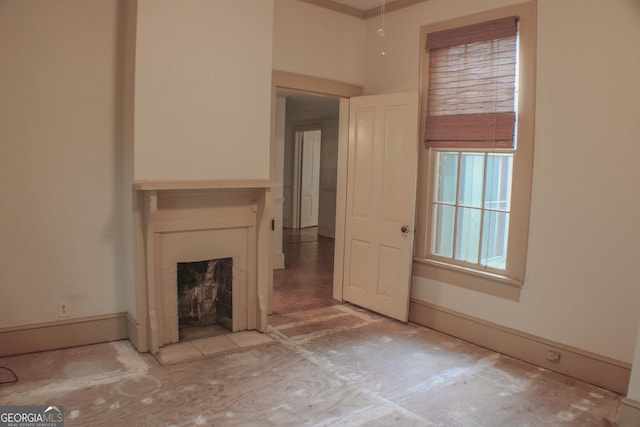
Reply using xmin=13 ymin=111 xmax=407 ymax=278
xmin=425 ymin=17 xmax=518 ymax=149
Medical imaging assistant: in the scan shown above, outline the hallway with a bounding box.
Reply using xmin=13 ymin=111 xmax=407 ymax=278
xmin=272 ymin=227 xmax=336 ymax=315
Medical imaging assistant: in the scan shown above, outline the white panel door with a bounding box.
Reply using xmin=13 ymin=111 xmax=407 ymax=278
xmin=342 ymin=92 xmax=419 ymax=321
xmin=300 ymin=130 xmax=321 ymax=228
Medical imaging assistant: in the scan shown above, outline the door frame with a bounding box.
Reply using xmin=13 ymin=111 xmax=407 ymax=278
xmin=291 ymin=124 xmax=323 ymax=229
xmin=270 ymin=71 xmax=363 ymax=307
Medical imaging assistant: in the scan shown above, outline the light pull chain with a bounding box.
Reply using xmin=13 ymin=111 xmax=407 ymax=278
xmin=378 ymin=0 xmax=386 ymax=56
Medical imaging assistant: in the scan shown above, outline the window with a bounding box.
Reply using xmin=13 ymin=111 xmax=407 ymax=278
xmin=414 ymin=3 xmax=535 ymax=299
xmin=431 ymin=151 xmax=512 ymax=271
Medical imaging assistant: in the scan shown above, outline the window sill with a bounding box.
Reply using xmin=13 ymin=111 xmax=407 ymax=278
xmin=412 ymin=257 xmax=522 ymax=301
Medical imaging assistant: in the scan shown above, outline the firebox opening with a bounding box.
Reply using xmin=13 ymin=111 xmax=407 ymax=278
xmin=177 ymin=257 xmax=233 ymax=341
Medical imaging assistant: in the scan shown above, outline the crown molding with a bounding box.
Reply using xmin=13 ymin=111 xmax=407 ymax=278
xmin=297 ymin=0 xmax=431 ymax=19
xmin=364 ymin=0 xmax=431 ymax=19
xmin=297 ymin=0 xmax=365 ymax=19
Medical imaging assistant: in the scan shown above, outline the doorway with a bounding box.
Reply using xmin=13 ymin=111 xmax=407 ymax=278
xmin=292 ymin=127 xmax=322 ymax=230
xmin=272 ymin=91 xmax=339 ymax=315
xmin=272 ymin=226 xmax=335 ymax=314
xmin=269 ymin=71 xmax=363 ymax=317
xmin=270 ymin=73 xmax=418 ymax=323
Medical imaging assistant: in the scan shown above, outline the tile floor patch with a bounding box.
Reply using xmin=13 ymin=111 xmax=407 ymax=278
xmin=156 ymin=342 xmax=201 ymax=366
xmin=191 ymin=335 xmax=237 ymax=355
xmin=156 ymin=331 xmax=275 ymax=366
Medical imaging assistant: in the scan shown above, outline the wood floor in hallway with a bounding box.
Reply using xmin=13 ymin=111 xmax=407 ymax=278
xmin=272 ymin=227 xmax=336 ymax=315
xmin=0 ymin=304 xmax=621 ymax=426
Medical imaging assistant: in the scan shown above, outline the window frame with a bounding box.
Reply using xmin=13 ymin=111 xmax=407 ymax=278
xmin=414 ymin=1 xmax=536 ymax=300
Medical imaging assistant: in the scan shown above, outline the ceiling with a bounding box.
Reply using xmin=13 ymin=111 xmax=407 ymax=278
xmin=277 ymin=90 xmax=340 ymax=123
xmin=330 ymin=0 xmax=384 ymax=10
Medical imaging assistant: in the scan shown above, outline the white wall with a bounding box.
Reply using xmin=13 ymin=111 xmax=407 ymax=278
xmin=364 ymin=0 xmax=640 ymax=362
xmin=318 ymin=120 xmax=339 ymax=238
xmin=363 ymin=0 xmax=519 ymax=94
xmin=283 ymin=123 xmax=293 ymax=227
xmin=627 ymin=322 xmax=640 ymax=399
xmin=0 ymin=0 xmax=133 ymax=326
xmin=134 ymin=0 xmax=274 ymax=181
xmin=273 ymin=0 xmax=365 ymax=85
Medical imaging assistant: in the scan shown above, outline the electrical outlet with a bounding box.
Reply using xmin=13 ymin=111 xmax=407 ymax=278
xmin=59 ymin=303 xmax=69 ymax=317
xmin=546 ymin=350 xmax=561 ymax=362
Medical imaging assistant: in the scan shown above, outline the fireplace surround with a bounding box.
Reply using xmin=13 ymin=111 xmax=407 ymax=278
xmin=132 ymin=180 xmax=276 ymax=353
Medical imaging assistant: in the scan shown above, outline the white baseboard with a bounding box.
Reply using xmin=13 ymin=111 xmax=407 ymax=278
xmin=318 ymin=224 xmax=335 ymax=238
xmin=619 ymin=397 xmax=640 ymax=426
xmin=409 ymin=299 xmax=630 ymax=395
xmin=0 ymin=313 xmax=129 ymax=357
xmin=127 ymin=312 xmax=148 ymax=353
xmin=273 ymin=252 xmax=285 ymax=269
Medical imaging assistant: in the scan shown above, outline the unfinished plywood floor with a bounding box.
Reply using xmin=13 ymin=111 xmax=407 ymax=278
xmin=0 ymin=305 xmax=621 ymax=426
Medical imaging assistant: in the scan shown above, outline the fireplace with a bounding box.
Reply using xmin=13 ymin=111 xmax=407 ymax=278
xmin=177 ymin=257 xmax=233 ymax=335
xmin=133 ymin=181 xmax=276 ymax=354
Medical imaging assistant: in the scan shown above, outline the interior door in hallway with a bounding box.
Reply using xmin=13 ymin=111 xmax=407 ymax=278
xmin=299 ymin=129 xmax=321 ymax=228
xmin=342 ymin=92 xmax=419 ymax=322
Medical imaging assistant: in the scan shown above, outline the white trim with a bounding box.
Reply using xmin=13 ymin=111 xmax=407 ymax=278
xmin=134 ymin=179 xmax=279 ymax=191
xmin=273 ymin=252 xmax=285 ymax=269
xmin=270 ymin=72 xmax=364 ymax=307
xmin=0 ymin=313 xmax=129 ymax=357
xmin=414 ymin=1 xmax=537 ymax=297
xmin=409 ymin=299 xmax=630 ymax=394
xmin=619 ymin=398 xmax=640 ymax=426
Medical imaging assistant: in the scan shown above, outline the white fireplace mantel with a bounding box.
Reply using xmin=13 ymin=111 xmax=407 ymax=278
xmin=132 ymin=179 xmax=279 ymax=354
xmin=134 ymin=179 xmax=278 ymax=191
